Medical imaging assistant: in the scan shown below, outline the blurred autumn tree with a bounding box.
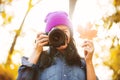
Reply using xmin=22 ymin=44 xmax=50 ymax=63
xmin=103 ymin=0 xmax=120 ymax=80
xmin=0 ymin=0 xmax=41 ymax=80
xmin=0 ymin=0 xmax=120 ymax=80
xmin=0 ymin=0 xmax=16 ymax=79
xmin=69 ymin=0 xmax=120 ymax=79
xmin=0 ymin=65 xmax=17 ymax=80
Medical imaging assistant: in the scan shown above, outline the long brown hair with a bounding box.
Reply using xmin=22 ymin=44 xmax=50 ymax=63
xmin=38 ymin=28 xmax=82 ymax=69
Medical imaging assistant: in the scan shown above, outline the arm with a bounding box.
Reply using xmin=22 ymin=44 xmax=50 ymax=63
xmin=28 ymin=32 xmax=48 ymax=64
xmin=17 ymin=33 xmax=49 ymax=80
xmin=82 ymin=40 xmax=97 ymax=80
xmin=86 ymin=60 xmax=96 ymax=80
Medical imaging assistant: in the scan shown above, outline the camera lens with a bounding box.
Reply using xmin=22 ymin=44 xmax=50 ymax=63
xmin=48 ymin=28 xmax=67 ymax=47
xmin=51 ymin=33 xmax=60 ymax=41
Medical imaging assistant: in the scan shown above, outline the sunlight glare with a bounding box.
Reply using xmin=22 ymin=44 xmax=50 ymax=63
xmin=12 ymin=53 xmax=21 ymax=65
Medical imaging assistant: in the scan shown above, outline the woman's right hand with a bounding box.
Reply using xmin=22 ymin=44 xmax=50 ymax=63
xmin=34 ymin=32 xmax=49 ymax=54
xmin=28 ymin=32 xmax=49 ymax=64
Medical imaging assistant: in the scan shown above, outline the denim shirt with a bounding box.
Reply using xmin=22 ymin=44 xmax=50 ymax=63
xmin=17 ymin=53 xmax=87 ymax=80
xmin=38 ymin=56 xmax=86 ymax=80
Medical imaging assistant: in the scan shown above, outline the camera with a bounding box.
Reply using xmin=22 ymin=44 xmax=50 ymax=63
xmin=46 ymin=28 xmax=67 ymax=47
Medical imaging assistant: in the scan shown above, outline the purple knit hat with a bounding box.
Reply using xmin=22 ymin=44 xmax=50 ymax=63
xmin=45 ymin=11 xmax=72 ymax=32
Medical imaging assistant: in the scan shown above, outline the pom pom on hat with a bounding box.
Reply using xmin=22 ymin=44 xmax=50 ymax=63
xmin=45 ymin=11 xmax=72 ymax=32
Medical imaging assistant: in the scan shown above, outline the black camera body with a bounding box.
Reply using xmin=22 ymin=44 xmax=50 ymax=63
xmin=46 ymin=28 xmax=67 ymax=47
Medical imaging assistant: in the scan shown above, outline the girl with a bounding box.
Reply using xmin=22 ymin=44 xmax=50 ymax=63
xmin=17 ymin=11 xmax=98 ymax=80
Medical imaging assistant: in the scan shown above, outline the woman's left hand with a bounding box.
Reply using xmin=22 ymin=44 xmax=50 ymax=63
xmin=82 ymin=40 xmax=94 ymax=63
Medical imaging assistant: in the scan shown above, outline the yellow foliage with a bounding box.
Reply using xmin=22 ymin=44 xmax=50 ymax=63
xmin=1 ymin=11 xmax=6 ymax=19
xmin=113 ymin=0 xmax=120 ymax=6
xmin=0 ymin=64 xmax=19 ymax=80
xmin=110 ymin=45 xmax=120 ymax=71
xmin=109 ymin=45 xmax=120 ymax=79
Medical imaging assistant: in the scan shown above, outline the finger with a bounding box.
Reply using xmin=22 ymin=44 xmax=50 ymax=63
xmin=36 ymin=32 xmax=44 ymax=38
xmin=36 ymin=36 xmax=48 ymax=42
xmin=37 ymin=34 xmax=48 ymax=39
xmin=35 ymin=40 xmax=49 ymax=48
xmin=41 ymin=41 xmax=49 ymax=46
xmin=35 ymin=34 xmax=48 ymax=43
xmin=35 ymin=33 xmax=45 ymax=43
xmin=82 ymin=41 xmax=93 ymax=48
xmin=36 ymin=38 xmax=49 ymax=44
xmin=84 ymin=46 xmax=94 ymax=54
xmin=37 ymin=41 xmax=48 ymax=47
xmin=83 ymin=41 xmax=94 ymax=52
xmin=84 ymin=49 xmax=88 ymax=57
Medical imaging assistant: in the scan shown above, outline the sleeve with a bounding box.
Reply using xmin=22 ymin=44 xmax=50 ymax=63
xmin=17 ymin=56 xmax=39 ymax=80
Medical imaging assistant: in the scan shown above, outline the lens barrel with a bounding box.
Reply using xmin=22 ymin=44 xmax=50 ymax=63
xmin=47 ymin=28 xmax=67 ymax=47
